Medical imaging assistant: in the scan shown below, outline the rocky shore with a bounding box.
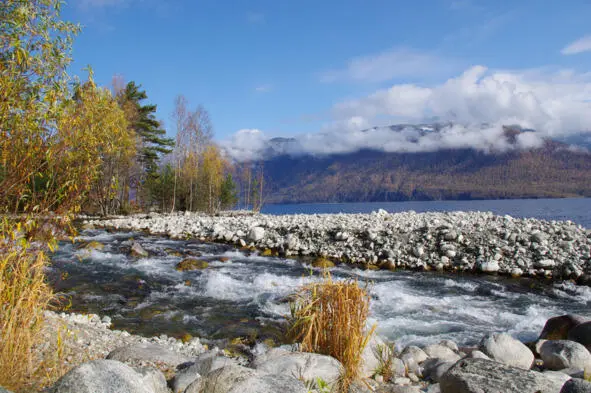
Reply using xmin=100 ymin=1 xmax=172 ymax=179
xmin=14 ymin=311 xmax=591 ymax=393
xmin=85 ymin=210 xmax=591 ymax=283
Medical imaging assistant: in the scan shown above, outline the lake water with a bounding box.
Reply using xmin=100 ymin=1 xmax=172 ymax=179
xmin=262 ymin=198 xmax=591 ymax=228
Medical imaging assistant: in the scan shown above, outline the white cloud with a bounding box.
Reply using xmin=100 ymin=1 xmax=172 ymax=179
xmin=223 ymin=66 xmax=591 ymax=160
xmin=219 ymin=129 xmax=267 ymax=162
xmin=562 ymin=35 xmax=591 ymax=55
xmin=254 ymin=84 xmax=273 ymax=93
xmin=320 ymin=48 xmax=454 ymax=83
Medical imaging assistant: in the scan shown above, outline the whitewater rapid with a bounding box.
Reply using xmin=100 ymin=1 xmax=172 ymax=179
xmin=48 ymin=230 xmax=591 ymax=348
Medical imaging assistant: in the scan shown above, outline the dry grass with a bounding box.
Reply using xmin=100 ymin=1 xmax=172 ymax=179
xmin=0 ymin=220 xmax=56 ymax=392
xmin=288 ymin=272 xmax=376 ymax=392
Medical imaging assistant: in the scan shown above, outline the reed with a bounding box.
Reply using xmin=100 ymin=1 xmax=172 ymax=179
xmin=289 ymin=272 xmax=376 ymax=392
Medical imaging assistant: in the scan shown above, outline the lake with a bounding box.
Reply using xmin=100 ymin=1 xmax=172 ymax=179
xmin=262 ymin=198 xmax=591 ymax=228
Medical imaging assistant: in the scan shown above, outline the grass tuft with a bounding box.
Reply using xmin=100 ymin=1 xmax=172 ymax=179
xmin=0 ymin=220 xmax=54 ymax=391
xmin=288 ymin=272 xmax=376 ymax=392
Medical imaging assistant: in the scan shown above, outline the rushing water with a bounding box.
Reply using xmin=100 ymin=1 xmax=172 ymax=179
xmin=49 ymin=229 xmax=591 ymax=349
xmin=262 ymin=198 xmax=591 ymax=228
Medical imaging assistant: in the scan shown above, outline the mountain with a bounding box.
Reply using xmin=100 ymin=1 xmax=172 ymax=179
xmin=256 ymin=124 xmax=591 ymax=203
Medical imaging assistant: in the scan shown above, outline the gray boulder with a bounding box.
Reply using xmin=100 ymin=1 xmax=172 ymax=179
xmin=440 ymin=358 xmax=569 ymax=393
xmin=438 ymin=340 xmax=459 ymax=353
xmin=560 ymin=379 xmax=591 ymax=393
xmin=49 ymin=359 xmax=161 ymax=393
xmin=568 ymin=322 xmax=591 ymax=351
xmin=134 ymin=367 xmax=167 ymax=393
xmin=540 ymin=315 xmax=587 ymax=340
xmin=537 ymin=340 xmax=591 ymax=370
xmin=423 ymin=344 xmax=461 ymax=363
xmin=467 ymin=350 xmax=490 ymax=360
xmin=422 ymin=358 xmax=455 ymax=382
xmin=479 ymin=333 xmax=534 ymax=369
xmin=255 ymin=351 xmax=342 ymax=387
xmin=361 ymin=334 xmax=388 ymax=378
xmin=227 ymin=374 xmax=307 ymax=393
xmin=199 ymin=365 xmax=257 ymax=393
xmin=107 ymin=343 xmax=190 ymax=367
xmin=172 ymin=353 xmax=238 ymax=393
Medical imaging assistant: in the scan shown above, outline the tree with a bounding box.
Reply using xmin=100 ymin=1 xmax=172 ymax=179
xmin=220 ymin=173 xmax=238 ymax=210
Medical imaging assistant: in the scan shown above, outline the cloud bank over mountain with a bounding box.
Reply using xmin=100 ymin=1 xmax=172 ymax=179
xmin=222 ymin=66 xmax=591 ymax=161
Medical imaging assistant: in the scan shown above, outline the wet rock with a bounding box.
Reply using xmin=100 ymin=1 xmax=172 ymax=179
xmin=479 ymin=332 xmax=534 ymax=369
xmin=255 ymin=351 xmax=342 ymax=387
xmin=175 ymin=258 xmax=209 ymax=271
xmin=440 ymin=358 xmax=568 ymax=393
xmin=537 ymin=340 xmax=591 ymax=370
xmin=48 ymin=359 xmax=160 ymax=393
xmin=568 ymin=322 xmax=591 ymax=351
xmin=130 ymin=242 xmax=149 ymax=258
xmin=107 ymin=343 xmax=190 ymax=367
xmin=560 ymin=378 xmax=591 ymax=393
xmin=312 ymin=256 xmax=335 ymax=268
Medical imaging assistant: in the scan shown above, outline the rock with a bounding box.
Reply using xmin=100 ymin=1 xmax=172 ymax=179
xmin=83 ymin=240 xmax=104 ymax=251
xmin=535 ymin=259 xmax=556 ymax=268
xmin=568 ymin=322 xmax=591 ymax=351
xmin=312 ymin=256 xmax=335 ymax=268
xmin=360 ymin=334 xmax=387 ymax=378
xmin=248 ymin=227 xmax=265 ymax=242
xmin=423 ymin=344 xmax=461 ymax=363
xmin=178 ymin=351 xmax=238 ymax=382
xmin=479 ymin=333 xmax=534 ymax=369
xmin=130 ymin=242 xmax=149 ymax=258
xmin=422 ymin=358 xmax=455 ymax=382
xmin=175 ymin=258 xmax=209 ymax=271
xmin=412 ymin=246 xmax=424 ymax=258
xmin=134 ymin=367 xmax=167 ymax=393
xmin=439 ymin=340 xmax=459 ymax=353
xmin=199 ymin=365 xmax=257 ymax=393
xmin=536 ymin=340 xmax=591 ymax=370
xmin=560 ymin=378 xmax=591 ymax=393
xmin=383 ymin=386 xmax=423 ymax=393
xmin=49 ymin=359 xmax=160 ymax=393
xmin=467 ymin=350 xmax=490 ymax=360
xmin=227 ymin=374 xmax=307 ymax=393
xmin=391 ymin=357 xmax=407 ymax=377
xmin=255 ymin=351 xmax=342 ymax=387
xmin=440 ymin=358 xmax=569 ymax=393
xmin=172 ymin=364 xmax=202 ymax=393
xmin=400 ymin=345 xmax=428 ymax=374
xmin=107 ymin=343 xmax=190 ymax=367
xmin=478 ymin=260 xmax=500 ymax=273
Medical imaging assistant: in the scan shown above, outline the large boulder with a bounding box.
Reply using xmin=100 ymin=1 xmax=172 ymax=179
xmin=537 ymin=340 xmax=591 ymax=370
xmin=134 ymin=367 xmax=168 ymax=393
xmin=255 ymin=351 xmax=342 ymax=387
xmin=568 ymin=322 xmax=591 ymax=351
xmin=227 ymin=374 xmax=307 ymax=393
xmin=199 ymin=365 xmax=257 ymax=393
xmin=479 ymin=333 xmax=534 ymax=369
xmin=560 ymin=378 xmax=591 ymax=393
xmin=49 ymin=360 xmax=162 ymax=393
xmin=439 ymin=358 xmax=569 ymax=393
xmin=107 ymin=343 xmax=190 ymax=367
xmin=540 ymin=315 xmax=588 ymax=340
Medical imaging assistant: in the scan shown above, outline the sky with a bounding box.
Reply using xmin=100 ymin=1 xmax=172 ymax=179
xmin=63 ymin=0 xmax=591 ymax=159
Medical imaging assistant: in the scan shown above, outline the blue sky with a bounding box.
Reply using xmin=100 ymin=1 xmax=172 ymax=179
xmin=63 ymin=0 xmax=591 ymax=157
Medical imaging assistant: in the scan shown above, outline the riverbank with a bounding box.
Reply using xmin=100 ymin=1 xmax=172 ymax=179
xmin=85 ymin=210 xmax=591 ymax=284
